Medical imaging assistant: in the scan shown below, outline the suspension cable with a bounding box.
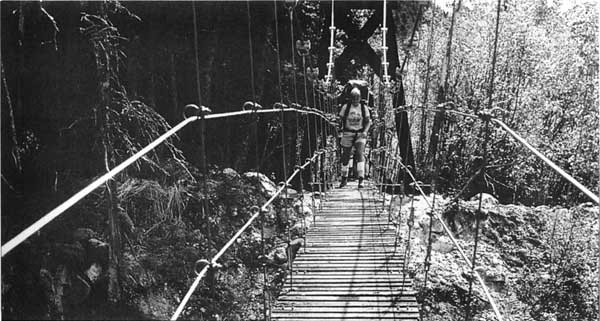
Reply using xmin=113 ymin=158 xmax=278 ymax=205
xmin=289 ymin=5 xmax=299 ymax=105
xmin=288 ymin=4 xmax=303 ymax=169
xmin=273 ymin=0 xmax=284 ymax=104
xmin=246 ymin=0 xmax=257 ymax=105
xmin=325 ymin=0 xmax=336 ymax=83
xmin=381 ymin=0 xmax=391 ymax=86
xmin=191 ymin=1 xmax=203 ymax=106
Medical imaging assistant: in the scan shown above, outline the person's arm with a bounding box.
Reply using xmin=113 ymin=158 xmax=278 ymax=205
xmin=362 ymin=108 xmax=372 ymax=136
xmin=338 ymin=104 xmax=346 ymax=131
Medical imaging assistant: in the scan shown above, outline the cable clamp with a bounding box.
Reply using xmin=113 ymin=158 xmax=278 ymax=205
xmin=194 ymin=259 xmax=222 ymax=275
xmin=291 ymin=103 xmax=302 ymax=109
xmin=436 ymin=101 xmax=454 ymax=110
xmin=184 ymin=104 xmax=212 ymax=119
xmin=273 ymin=102 xmax=288 ymax=109
xmin=476 ymin=110 xmax=492 ymax=122
xmin=250 ymin=205 xmax=260 ymax=214
xmin=242 ymin=101 xmax=263 ymax=111
xmin=278 ymin=181 xmax=292 ymax=188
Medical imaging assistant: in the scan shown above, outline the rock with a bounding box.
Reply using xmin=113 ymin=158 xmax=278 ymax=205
xmin=290 ymin=238 xmax=304 ymax=248
xmin=432 ymin=235 xmax=454 ymax=254
xmin=243 ymin=172 xmax=278 ymax=197
xmin=289 ymin=238 xmax=304 ymax=259
xmin=294 ymin=200 xmax=313 ymax=218
xmin=280 ymin=187 xmax=299 ymax=201
xmin=85 ymin=263 xmax=103 ymax=284
xmin=273 ymin=247 xmax=288 ymax=264
xmin=469 ymin=193 xmax=498 ymax=208
xmin=222 ymin=168 xmax=241 ymax=180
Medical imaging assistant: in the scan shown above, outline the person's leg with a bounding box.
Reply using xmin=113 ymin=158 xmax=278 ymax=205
xmin=355 ymin=137 xmax=367 ymax=188
xmin=339 ymin=146 xmax=352 ymax=187
xmin=339 ymin=132 xmax=354 ymax=188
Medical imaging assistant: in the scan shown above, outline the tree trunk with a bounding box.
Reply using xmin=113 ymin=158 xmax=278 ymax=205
xmin=417 ymin=4 xmax=436 ymax=166
xmin=394 ymin=80 xmax=415 ymax=191
xmin=427 ymin=0 xmax=461 ymax=166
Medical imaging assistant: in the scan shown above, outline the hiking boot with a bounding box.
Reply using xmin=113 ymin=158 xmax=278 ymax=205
xmin=357 ymin=177 xmax=364 ymax=189
xmin=339 ymin=177 xmax=347 ymax=188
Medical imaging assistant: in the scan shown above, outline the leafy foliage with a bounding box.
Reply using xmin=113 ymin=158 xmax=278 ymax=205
xmin=405 ymin=0 xmax=598 ymax=206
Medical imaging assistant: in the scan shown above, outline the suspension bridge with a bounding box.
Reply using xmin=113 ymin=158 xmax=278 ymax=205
xmin=2 ymin=1 xmax=598 ymax=321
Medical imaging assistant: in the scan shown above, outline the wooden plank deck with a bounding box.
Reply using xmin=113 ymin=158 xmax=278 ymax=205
xmin=272 ymin=181 xmax=420 ymax=321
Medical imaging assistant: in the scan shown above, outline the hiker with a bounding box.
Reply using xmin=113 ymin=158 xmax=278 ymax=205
xmin=338 ymin=87 xmax=371 ymax=188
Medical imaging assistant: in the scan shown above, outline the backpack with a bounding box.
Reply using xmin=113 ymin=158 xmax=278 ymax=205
xmin=341 ymin=102 xmax=367 ymax=132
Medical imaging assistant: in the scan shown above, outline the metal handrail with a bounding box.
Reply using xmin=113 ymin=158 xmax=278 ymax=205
xmin=1 ymin=106 xmax=335 ymax=257
xmin=416 ymin=106 xmax=599 ymax=205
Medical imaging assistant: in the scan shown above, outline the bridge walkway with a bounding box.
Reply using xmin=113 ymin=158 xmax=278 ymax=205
xmin=272 ymin=181 xmax=420 ymax=321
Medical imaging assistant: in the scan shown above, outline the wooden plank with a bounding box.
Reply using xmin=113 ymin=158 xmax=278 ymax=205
xmin=274 ymin=301 xmax=417 ymax=307
xmin=271 ymin=311 xmax=420 ymax=319
xmin=274 ymin=305 xmax=419 ymax=314
xmin=272 ymin=183 xmax=419 ymax=320
xmin=293 ymin=260 xmax=405 ymax=265
xmin=277 ymin=294 xmax=417 ymax=301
